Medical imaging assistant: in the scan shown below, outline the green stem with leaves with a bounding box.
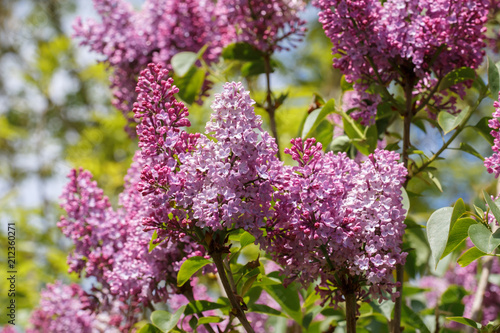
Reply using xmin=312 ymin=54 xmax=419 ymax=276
xmin=411 ymin=88 xmax=488 ymax=178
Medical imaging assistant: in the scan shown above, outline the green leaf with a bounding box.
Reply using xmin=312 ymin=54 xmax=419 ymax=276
xmin=441 ymin=218 xmax=477 ymax=259
xmin=311 ymin=120 xmax=334 ymax=148
xmin=248 ymin=303 xmax=284 ymax=317
xmin=401 ymin=304 xmax=431 ymax=333
xmin=439 ymin=67 xmax=476 ymax=91
xmin=302 ymin=99 xmax=336 ymax=138
xmin=447 ymin=317 xmax=482 ymax=329
xmin=174 ymin=67 xmax=206 ymax=104
xmin=184 ymin=301 xmax=228 ymax=315
xmin=427 ymin=171 xmax=443 ymax=192
xmin=457 ymin=246 xmax=487 ymax=267
xmin=473 ymin=117 xmax=494 ymax=145
xmin=488 ymin=57 xmax=500 ymax=99
xmin=364 ymin=124 xmax=378 ymax=153
xmin=262 ymin=283 xmax=302 ymax=324
xmin=426 ymin=207 xmax=454 ymax=268
xmin=151 ymin=306 xmax=186 ymax=332
xmin=484 ymin=190 xmax=500 ymax=223
xmin=437 ymin=107 xmax=469 ymax=134
xmin=197 ymin=316 xmax=223 ymax=325
xmin=451 ymin=198 xmax=466 ymax=226
xmin=177 ymin=256 xmax=212 ymax=287
xmin=459 ymin=142 xmax=484 ymax=161
xmin=468 ymin=223 xmax=500 ymax=254
xmin=241 ymin=272 xmax=260 ymax=297
xmin=340 ymin=75 xmax=353 ymax=92
xmin=241 ymin=59 xmax=269 ymax=77
xmin=138 ymin=324 xmax=162 ymax=333
xmin=402 ymin=187 xmax=410 ymax=219
xmin=370 ymin=300 xmax=394 ymax=320
xmin=240 ymin=232 xmax=256 ymax=248
xmin=171 ymin=52 xmax=198 ymax=77
xmin=222 ymin=42 xmax=264 ymax=61
xmin=149 ymin=230 xmax=162 ymax=253
xmin=327 ymin=135 xmax=350 ymax=153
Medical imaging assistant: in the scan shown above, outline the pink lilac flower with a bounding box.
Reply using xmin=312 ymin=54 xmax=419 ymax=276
xmin=26 ymin=281 xmax=122 ymax=333
xmin=315 ymin=0 xmax=489 ymax=124
xmin=418 ymin=275 xmax=452 ymax=308
xmin=218 ymin=0 xmax=307 ymax=53
xmin=73 ymin=0 xmax=233 ymax=129
xmin=420 ymin=237 xmax=500 ymax=327
xmin=135 ymin=64 xmax=282 ymax=239
xmin=484 ymin=92 xmax=500 ymax=177
xmin=265 ymin=139 xmax=407 ymax=302
xmin=0 ymin=326 xmax=17 ymax=333
xmin=58 ymin=152 xmax=204 ymax=308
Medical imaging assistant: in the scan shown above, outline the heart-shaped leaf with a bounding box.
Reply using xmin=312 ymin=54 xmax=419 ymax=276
xmin=468 ymin=223 xmax=500 ymax=253
xmin=151 ymin=306 xmax=186 ymax=332
xmin=177 ymin=256 xmax=212 ymax=287
xmin=457 ymin=246 xmax=487 ymax=267
xmin=426 ymin=207 xmax=453 ymax=268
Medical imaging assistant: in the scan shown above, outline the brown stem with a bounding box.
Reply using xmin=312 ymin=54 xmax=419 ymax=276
xmin=345 ymin=293 xmax=357 ymax=333
xmin=263 ymin=54 xmax=281 ymax=160
xmin=393 ymin=70 xmax=416 ymax=333
xmin=212 ymin=252 xmax=255 ymax=333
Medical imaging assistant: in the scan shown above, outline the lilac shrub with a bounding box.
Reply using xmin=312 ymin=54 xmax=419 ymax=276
xmin=58 ymin=154 xmax=205 ymax=309
xmin=315 ymin=0 xmax=490 ymax=124
xmin=26 ymin=281 xmax=123 ymax=333
xmin=135 ymin=63 xmax=282 ymax=241
xmin=219 ymin=0 xmax=307 ymax=53
xmin=265 ymin=138 xmax=407 ymax=303
xmin=73 ymin=0 xmax=233 ymax=122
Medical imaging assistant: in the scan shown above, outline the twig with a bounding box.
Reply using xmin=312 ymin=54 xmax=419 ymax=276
xmin=411 ymin=89 xmax=488 ymax=178
xmin=212 ymin=252 xmax=255 ymax=333
xmin=345 ymin=293 xmax=357 ymax=333
xmin=263 ymin=54 xmax=281 ymax=160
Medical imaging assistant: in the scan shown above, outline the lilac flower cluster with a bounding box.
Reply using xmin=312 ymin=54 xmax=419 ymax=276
xmin=26 ymin=281 xmax=122 ymax=333
xmin=420 ymin=260 xmax=500 ymax=326
xmin=485 ymin=92 xmax=500 ymax=177
xmin=73 ymin=0 xmax=233 ymax=124
xmin=135 ymin=64 xmax=282 ymax=238
xmin=58 ymin=152 xmax=202 ymax=308
xmin=266 ymin=139 xmax=407 ymax=301
xmin=0 ymin=325 xmax=17 ymax=333
xmin=315 ymin=0 xmax=489 ymax=124
xmin=219 ymin=0 xmax=306 ymax=53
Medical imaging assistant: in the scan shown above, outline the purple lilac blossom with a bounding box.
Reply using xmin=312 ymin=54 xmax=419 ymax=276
xmin=58 ymin=152 xmax=204 ymax=308
xmin=73 ymin=0 xmax=233 ymax=128
xmin=135 ymin=64 xmax=282 ymax=238
xmin=315 ymin=0 xmax=489 ymax=124
xmin=420 ymin=260 xmax=500 ymax=327
xmin=485 ymin=92 xmax=500 ymax=177
xmin=26 ymin=281 xmax=123 ymax=333
xmin=218 ymin=0 xmax=307 ymax=53
xmin=265 ymin=139 xmax=407 ymax=302
xmin=0 ymin=326 xmax=17 ymax=333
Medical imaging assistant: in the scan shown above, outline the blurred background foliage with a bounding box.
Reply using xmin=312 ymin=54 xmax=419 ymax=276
xmin=0 ymin=0 xmax=498 ymax=330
